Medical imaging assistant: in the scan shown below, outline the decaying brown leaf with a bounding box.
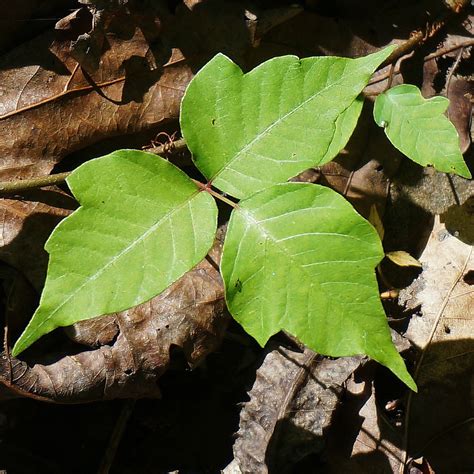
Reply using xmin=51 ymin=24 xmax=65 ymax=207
xmin=224 ymin=345 xmax=362 ymax=473
xmin=0 ymin=189 xmax=76 ymax=291
xmin=0 ymin=2 xmax=193 ymax=181
xmin=321 ymin=364 xmax=406 ymax=474
xmin=399 ymin=217 xmax=474 ymax=472
xmin=0 ymin=235 xmax=228 ymax=402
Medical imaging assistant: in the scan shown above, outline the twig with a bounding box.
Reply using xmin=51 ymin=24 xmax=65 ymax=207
xmin=446 ymin=46 xmax=465 ymax=117
xmin=368 ymin=38 xmax=474 ymax=88
xmin=379 ymin=0 xmax=470 ymax=69
xmin=0 ymin=139 xmax=188 ymax=195
xmin=0 ymin=172 xmax=71 ymax=194
xmin=0 ymin=56 xmax=187 ymax=122
xmin=0 ymin=76 xmax=126 ymax=121
xmin=97 ymin=399 xmax=136 ymax=474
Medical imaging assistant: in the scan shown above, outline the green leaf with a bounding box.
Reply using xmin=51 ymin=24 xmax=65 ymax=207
xmin=12 ymin=150 xmax=218 ymax=356
xmin=181 ymin=47 xmax=394 ymax=199
xmin=374 ymin=84 xmax=471 ymax=178
xmin=321 ymin=96 xmax=364 ymax=162
xmin=221 ymin=183 xmax=416 ymax=390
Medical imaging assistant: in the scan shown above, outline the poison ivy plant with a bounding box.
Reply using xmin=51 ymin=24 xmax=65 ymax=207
xmin=374 ymin=84 xmax=471 ymax=178
xmin=13 ymin=46 xmax=470 ymax=391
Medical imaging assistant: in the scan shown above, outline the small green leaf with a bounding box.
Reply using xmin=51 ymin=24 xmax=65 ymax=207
xmin=181 ymin=47 xmax=394 ymax=199
xmin=221 ymin=183 xmax=416 ymax=390
xmin=321 ymin=96 xmax=364 ymax=162
xmin=12 ymin=150 xmax=217 ymax=356
xmin=374 ymin=84 xmax=471 ymax=178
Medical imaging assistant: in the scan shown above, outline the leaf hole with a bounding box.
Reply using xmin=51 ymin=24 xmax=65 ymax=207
xmin=124 ymin=368 xmax=132 ymax=375
xmin=212 ymin=118 xmax=216 ymax=125
xmin=463 ymin=270 xmax=474 ymax=285
xmin=165 ymin=324 xmax=170 ymax=329
xmin=376 ymin=164 xmax=384 ymax=172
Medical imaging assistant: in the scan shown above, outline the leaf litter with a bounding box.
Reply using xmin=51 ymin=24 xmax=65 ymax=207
xmin=0 ymin=1 xmax=472 ymax=472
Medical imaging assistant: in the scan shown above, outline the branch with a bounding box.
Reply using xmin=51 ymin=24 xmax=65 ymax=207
xmin=380 ymin=0 xmax=471 ymax=68
xmin=0 ymin=138 xmax=188 ymax=195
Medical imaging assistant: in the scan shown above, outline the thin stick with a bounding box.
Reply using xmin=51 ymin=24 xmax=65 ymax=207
xmin=379 ymin=0 xmax=470 ymax=69
xmin=97 ymin=399 xmax=136 ymax=474
xmin=368 ymin=39 xmax=474 ymax=88
xmin=0 ymin=172 xmax=71 ymax=194
xmin=192 ymin=180 xmax=239 ymax=209
xmin=0 ymin=139 xmax=188 ymax=195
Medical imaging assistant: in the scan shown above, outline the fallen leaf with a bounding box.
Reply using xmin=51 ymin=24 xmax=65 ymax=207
xmin=1 ymin=235 xmax=228 ymax=402
xmin=399 ymin=217 xmax=474 ymax=472
xmin=386 ymin=251 xmax=422 ymax=268
xmin=224 ymin=344 xmax=362 ymax=473
xmin=0 ymin=3 xmax=193 ymax=181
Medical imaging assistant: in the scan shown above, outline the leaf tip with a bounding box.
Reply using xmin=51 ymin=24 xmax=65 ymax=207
xmin=11 ymin=336 xmax=29 ymax=358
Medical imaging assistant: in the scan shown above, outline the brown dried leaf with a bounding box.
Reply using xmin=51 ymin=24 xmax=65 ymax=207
xmin=0 ymin=236 xmax=228 ymax=402
xmin=447 ymin=75 xmax=473 ymax=154
xmin=399 ymin=217 xmax=474 ymax=472
xmin=0 ymin=5 xmax=192 ymax=180
xmin=225 ymin=345 xmax=362 ymax=474
xmin=0 ymin=185 xmax=228 ymax=402
xmin=0 ymin=189 xmax=77 ymax=290
xmin=321 ymin=362 xmax=407 ymax=474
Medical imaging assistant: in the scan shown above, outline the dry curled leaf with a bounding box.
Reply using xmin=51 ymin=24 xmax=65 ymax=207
xmin=225 ymin=345 xmax=362 ymax=473
xmin=0 ymin=236 xmax=228 ymax=402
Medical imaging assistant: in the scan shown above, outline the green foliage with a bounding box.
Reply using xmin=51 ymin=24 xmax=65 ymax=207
xmin=374 ymin=84 xmax=471 ymax=178
xmin=181 ymin=48 xmax=392 ymax=199
xmin=12 ymin=151 xmax=217 ymax=356
xmin=221 ymin=183 xmax=416 ymax=390
xmin=15 ymin=46 xmax=470 ymax=391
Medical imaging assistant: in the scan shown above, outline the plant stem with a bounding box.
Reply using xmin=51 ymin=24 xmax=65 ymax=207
xmin=0 ymin=172 xmax=71 ymax=194
xmin=0 ymin=139 xmax=188 ymax=195
xmin=192 ymin=180 xmax=238 ymax=209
